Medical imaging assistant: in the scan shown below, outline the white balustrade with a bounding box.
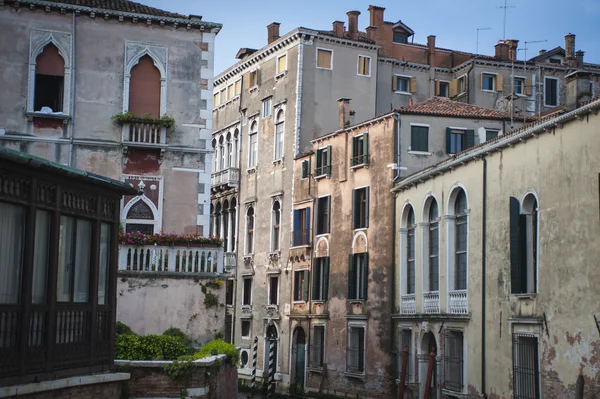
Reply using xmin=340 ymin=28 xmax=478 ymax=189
xmin=400 ymin=294 xmax=416 ymax=315
xmin=211 ymin=168 xmax=239 ymax=189
xmin=448 ymin=290 xmax=468 ymax=314
xmin=119 ymin=244 xmax=224 ymax=274
xmin=121 ymin=123 xmax=167 ymax=146
xmin=423 ymin=292 xmax=440 ymax=314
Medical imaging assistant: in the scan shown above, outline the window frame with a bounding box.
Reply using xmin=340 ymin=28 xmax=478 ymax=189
xmin=248 ymin=68 xmax=259 ymax=89
xmin=394 ymin=74 xmax=411 ymax=94
xmin=351 ymin=133 xmax=369 ymax=167
xmin=352 ymin=187 xmax=370 ymax=230
xmin=346 ymin=323 xmax=366 ymax=375
xmin=300 ymin=160 xmax=310 ymax=179
xmin=438 ymin=80 xmax=450 ymax=97
xmin=225 ymin=279 xmax=234 ymax=307
xmin=444 ymin=329 xmax=465 ymax=393
xmin=248 ymin=121 xmax=258 ymax=169
xmin=276 ymin=53 xmax=288 ymax=76
xmin=262 ymin=97 xmax=272 ymax=118
xmin=357 ymin=55 xmax=371 ymax=77
xmin=513 ymin=76 xmax=526 ymax=96
xmin=397 ymin=327 xmax=413 ymax=381
xmin=245 ymin=206 xmax=255 ymax=255
xmin=457 ymin=75 xmax=467 ymax=95
xmin=409 ymin=124 xmax=430 ymax=154
xmin=393 ymin=31 xmax=407 ymax=44
xmin=315 ymin=146 xmax=332 ymax=178
xmin=348 ymin=253 xmax=368 ymax=301
xmin=544 ymin=76 xmax=559 ymax=107
xmin=242 ymin=277 xmax=252 ymax=306
xmin=274 ymin=109 xmax=284 ymax=160
xmin=241 ymin=319 xmax=251 ymax=339
xmin=293 ymin=269 xmax=309 ymax=302
xmin=316 ymin=48 xmax=334 ymax=70
xmin=426 ymin=199 xmax=440 ymax=293
xmin=270 ymin=200 xmax=281 ymax=252
xmin=268 ymin=275 xmax=279 ymax=306
xmin=510 ymin=193 xmax=539 ymax=295
xmin=310 ymin=324 xmax=326 ymax=369
xmin=311 ymin=257 xmax=330 ymax=301
xmin=512 ymin=333 xmax=541 ymax=399
xmin=481 ymin=72 xmax=497 ymax=92
xmin=316 ymin=196 xmax=331 ymax=235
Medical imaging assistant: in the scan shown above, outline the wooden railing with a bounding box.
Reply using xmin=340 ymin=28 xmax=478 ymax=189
xmin=119 ymin=244 xmax=224 ymax=274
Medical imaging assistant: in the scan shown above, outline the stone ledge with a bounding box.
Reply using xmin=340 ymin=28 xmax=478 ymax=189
xmin=118 ymin=270 xmax=227 ymax=280
xmin=115 ymin=354 xmax=226 ymax=368
xmin=0 ymin=372 xmax=130 ymax=398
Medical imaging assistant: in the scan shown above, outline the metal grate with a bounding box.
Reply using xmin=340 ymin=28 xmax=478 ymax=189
xmin=444 ymin=330 xmax=463 ymax=392
xmin=513 ymin=334 xmax=540 ymax=399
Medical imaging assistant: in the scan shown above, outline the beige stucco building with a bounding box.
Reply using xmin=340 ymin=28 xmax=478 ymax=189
xmin=392 ymin=92 xmax=600 ymax=398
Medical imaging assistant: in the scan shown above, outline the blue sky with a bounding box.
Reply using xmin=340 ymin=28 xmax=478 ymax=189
xmin=144 ymin=0 xmax=600 ymax=75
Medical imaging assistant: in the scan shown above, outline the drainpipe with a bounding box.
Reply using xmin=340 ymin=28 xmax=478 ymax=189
xmin=466 ymin=60 xmax=475 ymax=104
xmin=481 ymin=157 xmax=487 ymax=395
xmin=68 ymin=11 xmax=77 ymax=167
xmin=391 ymin=112 xmax=400 ymax=394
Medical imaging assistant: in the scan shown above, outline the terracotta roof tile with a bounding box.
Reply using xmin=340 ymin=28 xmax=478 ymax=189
xmin=6 ymin=0 xmax=186 ymax=18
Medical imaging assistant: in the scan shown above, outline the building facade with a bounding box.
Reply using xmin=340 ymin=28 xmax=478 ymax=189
xmin=392 ymin=95 xmax=600 ymax=398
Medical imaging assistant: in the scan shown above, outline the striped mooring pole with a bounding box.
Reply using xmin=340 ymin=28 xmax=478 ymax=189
xmin=251 ymin=336 xmax=258 ymax=397
xmin=267 ymin=336 xmax=276 ymax=398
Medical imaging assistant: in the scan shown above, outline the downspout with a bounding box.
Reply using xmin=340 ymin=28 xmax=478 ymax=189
xmin=466 ymin=59 xmax=475 ymax=104
xmin=68 ymin=11 xmax=77 ymax=167
xmin=391 ymin=113 xmax=400 ymax=388
xmin=481 ymin=157 xmax=487 ymax=396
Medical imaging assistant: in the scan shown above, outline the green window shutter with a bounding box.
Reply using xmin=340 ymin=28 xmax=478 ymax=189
xmin=466 ymin=129 xmax=475 ymax=149
xmin=411 ymin=127 xmax=417 ymax=149
xmin=362 ymin=253 xmax=369 ymax=300
xmin=363 ymin=133 xmax=369 ymax=157
xmin=315 ymin=150 xmax=322 ymax=174
xmin=294 ymin=272 xmax=300 ymax=300
xmin=365 ymin=187 xmax=370 ymax=228
xmin=352 ymin=189 xmax=357 ymax=229
xmin=326 ymin=145 xmax=332 ymax=174
xmin=348 ymin=254 xmax=355 ymax=299
xmin=312 ymin=259 xmax=321 ymax=300
xmin=423 ymin=128 xmax=429 ymax=152
xmin=302 ymin=160 xmax=308 ymax=178
xmin=446 ymin=127 xmax=452 ymax=154
xmin=303 ymin=270 xmax=310 ymax=301
xmin=352 ymin=136 xmax=358 ymax=158
xmin=509 ymin=197 xmax=522 ymax=294
xmin=323 ymin=257 xmax=330 ymax=300
xmin=326 ymin=196 xmax=331 ymax=233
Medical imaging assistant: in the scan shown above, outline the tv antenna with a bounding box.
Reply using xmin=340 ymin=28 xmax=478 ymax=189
xmin=520 ymin=39 xmax=548 ymax=62
xmin=476 ymin=27 xmax=491 ymax=55
xmin=497 ymin=0 xmax=515 ymax=40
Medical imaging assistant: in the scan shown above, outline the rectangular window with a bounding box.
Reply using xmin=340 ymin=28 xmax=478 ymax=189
xmin=310 ymin=325 xmax=325 ymax=368
xmin=274 ymin=120 xmax=284 ymax=159
xmin=248 ymin=133 xmax=258 ymax=168
xmin=316 ymin=196 xmax=331 ymax=235
xmin=263 ymin=98 xmax=271 ymax=117
xmin=352 ymin=187 xmax=369 ymax=229
xmin=268 ymin=276 xmax=279 ymax=305
xmin=446 ymin=128 xmax=474 ymax=155
xmin=293 ymin=270 xmax=309 ymax=302
xmin=348 ymin=253 xmax=368 ymax=300
xmin=317 ymin=48 xmax=333 ymax=69
xmin=410 ymin=125 xmax=429 ymax=152
xmin=512 ymin=334 xmax=540 ymax=399
xmin=32 ymin=210 xmax=51 ymax=304
xmin=393 ymin=32 xmax=406 ymax=43
xmin=444 ymin=330 xmax=464 ymax=392
xmin=241 ymin=320 xmax=251 ymax=338
xmin=398 ymin=329 xmax=413 ymax=380
xmin=292 ymin=208 xmax=311 ymax=246
xmin=394 ymin=76 xmax=410 ymax=93
xmin=347 ymin=325 xmax=366 ymax=374
xmin=351 ymin=134 xmax=369 ymax=166
xmin=226 ymin=279 xmax=234 ymax=306
xmin=455 ymin=212 xmax=468 ymax=291
xmin=315 ymin=146 xmax=331 ymax=177
xmin=35 ymin=74 xmax=64 ymax=112
xmin=242 ymin=277 xmax=252 ymax=306
xmin=213 ymin=92 xmax=220 ymax=108
xmin=358 ymin=56 xmax=371 ymax=76
xmin=509 ymin=196 xmax=538 ymax=294
xmin=514 ymin=78 xmax=525 ymax=95
xmin=544 ymin=77 xmax=559 ymax=107
xmin=57 ymin=217 xmax=92 ymax=303
xmin=439 ymin=81 xmax=449 ymax=97
xmin=482 ymin=73 xmax=496 ymax=91
xmin=277 ymin=54 xmax=287 ymax=74
xmin=220 ymin=88 xmax=226 ymax=104
xmin=312 ymin=257 xmax=330 ymax=301
xmin=227 ymin=84 xmax=234 ymax=100
xmin=234 ymin=79 xmax=242 ymax=96
xmin=458 ymin=76 xmax=466 ymax=94
xmin=301 ymin=160 xmax=309 ymax=179
xmin=0 ymin=202 xmax=25 ymax=304
xmin=486 ymin=129 xmax=499 ymax=141
xmin=97 ymin=223 xmax=111 ymax=305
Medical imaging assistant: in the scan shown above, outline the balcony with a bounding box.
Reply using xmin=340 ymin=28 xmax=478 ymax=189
xmin=423 ymin=292 xmax=440 ymax=314
xmin=211 ymin=167 xmax=239 ymax=191
xmin=290 ymin=229 xmax=311 ymax=247
xmin=448 ymin=290 xmax=468 ymax=314
xmin=400 ymin=294 xmax=416 ymax=315
xmin=121 ymin=122 xmax=167 ymax=151
xmin=351 ymin=153 xmax=369 ymax=168
xmin=314 ymin=165 xmax=331 ymax=178
xmin=119 ymin=244 xmax=224 ymax=274
xmin=224 ymin=252 xmax=236 ymax=273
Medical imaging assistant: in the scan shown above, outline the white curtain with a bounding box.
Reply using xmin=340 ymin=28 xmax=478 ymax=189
xmin=73 ymin=219 xmax=91 ymax=303
xmin=0 ymin=202 xmax=25 ymax=304
xmin=98 ymin=223 xmax=111 ymax=305
xmin=32 ymin=210 xmax=50 ymax=304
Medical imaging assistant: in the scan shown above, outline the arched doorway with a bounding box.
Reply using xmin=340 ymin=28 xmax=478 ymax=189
xmin=291 ymin=326 xmax=306 ymax=395
xmin=419 ymin=331 xmax=439 ymax=399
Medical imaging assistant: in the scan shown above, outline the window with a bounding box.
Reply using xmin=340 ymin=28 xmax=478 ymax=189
xmin=213 ymin=92 xmax=220 ymax=108
xmin=549 ymin=58 xmax=561 ymax=64
xmin=227 ymin=84 xmax=234 ymax=100
xmin=438 ymin=81 xmax=449 ymax=97
xmin=219 ymin=88 xmax=226 ymax=106
xmin=247 ymin=69 xmax=259 ymax=88
xmin=358 ymin=56 xmax=371 ymax=76
xmin=410 ymin=125 xmax=429 ymax=152
xmin=242 ymin=277 xmax=252 ymax=306
xmin=241 ymin=320 xmax=251 ymax=338
xmin=351 ymin=134 xmax=369 ymax=166
xmin=294 ymin=270 xmax=309 ymax=302
xmin=458 ymin=75 xmax=467 ymax=94
xmin=315 ymin=146 xmax=331 ymax=177
xmin=32 ymin=210 xmax=51 ymax=304
xmin=274 ymin=110 xmax=284 ymax=159
xmin=393 ymin=75 xmax=410 ymax=93
xmin=57 ymin=216 xmax=92 ymax=303
xmin=444 ymin=330 xmax=464 ymax=392
xmin=514 ymin=78 xmax=525 ymax=95
xmin=245 ymin=206 xmax=255 ymax=254
xmin=317 ymin=48 xmax=333 ymax=69
xmin=268 ymin=276 xmax=279 ymax=305
xmin=34 ymin=43 xmax=65 ymax=113
xmin=316 ymin=196 xmax=331 ymax=235
xmin=544 ymin=77 xmax=559 ymax=107
xmin=427 ymin=201 xmax=439 ymax=292
xmin=348 ymin=253 xmax=368 ymax=300
xmin=271 ymin=201 xmax=281 ymax=252
xmin=454 ymin=190 xmax=468 ymax=291
xmin=512 ymin=334 xmax=540 ymax=399
xmin=486 ymin=129 xmax=499 ymax=141
xmin=482 ymin=73 xmax=496 ymax=91
xmin=312 ymin=257 xmax=330 ymax=301
xmin=0 ymin=202 xmax=25 ymax=304
xmin=263 ymin=98 xmax=271 ymax=118
xmin=510 ymin=194 xmax=538 ymax=294
xmin=352 ymin=187 xmax=369 ymax=229
xmin=301 ymin=160 xmax=309 ymax=179
xmin=226 ymin=279 xmax=234 ymax=306
xmin=248 ymin=122 xmax=258 ymax=168
xmin=446 ymin=128 xmax=474 ymax=154
xmin=234 ymin=79 xmax=242 ymax=96
xmin=292 ymin=208 xmax=311 ymax=246
xmin=346 ymin=325 xmax=366 ymax=374
xmin=406 ymin=208 xmax=416 ymax=295
xmin=277 ymin=54 xmax=287 ymax=75
xmin=98 ymin=223 xmax=111 ymax=305
xmin=398 ymin=329 xmax=413 ymax=380
xmin=310 ymin=325 xmax=325 ymax=368
xmin=393 ymin=32 xmax=407 ymax=43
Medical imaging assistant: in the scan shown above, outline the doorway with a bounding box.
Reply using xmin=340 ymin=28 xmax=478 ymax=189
xmin=291 ymin=326 xmax=306 ymax=395
xmin=419 ymin=331 xmax=439 ymax=399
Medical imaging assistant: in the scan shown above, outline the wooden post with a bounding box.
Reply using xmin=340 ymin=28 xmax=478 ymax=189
xmin=575 ymin=374 xmax=584 ymax=399
xmin=250 ymin=336 xmax=258 ymax=397
xmin=398 ymin=346 xmax=409 ymax=399
xmin=423 ymin=351 xmax=436 ymax=399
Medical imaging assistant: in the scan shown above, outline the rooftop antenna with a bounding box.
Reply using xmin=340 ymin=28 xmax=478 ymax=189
xmin=497 ymin=0 xmax=515 ymax=40
xmin=476 ymin=27 xmax=491 ymax=55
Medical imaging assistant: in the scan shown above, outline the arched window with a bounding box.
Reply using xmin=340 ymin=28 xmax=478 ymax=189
xmin=219 ymin=136 xmax=225 ymax=171
xmin=274 ymin=110 xmax=284 ymax=160
xmin=129 ymin=55 xmax=160 ymax=118
xmin=35 ymin=43 xmax=65 ymax=112
xmin=271 ymin=201 xmax=281 ymax=252
xmin=249 ymin=121 xmax=258 ymax=168
xmin=222 ymin=200 xmax=229 ymax=251
xmin=230 ymin=198 xmax=237 ymax=252
xmin=124 ymin=198 xmax=156 ymax=234
xmin=406 ymin=207 xmax=416 ymax=295
xmin=454 ymin=189 xmax=468 ymax=291
xmin=212 ymin=138 xmax=218 ymax=173
xmin=246 ymin=206 xmax=255 ymax=254
xmin=227 ymin=132 xmax=233 ymax=169
xmin=427 ymin=199 xmax=439 ymax=292
xmin=215 ymin=202 xmax=221 ymax=238
xmin=510 ymin=193 xmax=538 ymax=294
xmin=233 ymin=129 xmax=239 ymax=168
xmin=399 ymin=204 xmax=416 ymax=314
xmin=446 ymin=187 xmax=468 ymax=314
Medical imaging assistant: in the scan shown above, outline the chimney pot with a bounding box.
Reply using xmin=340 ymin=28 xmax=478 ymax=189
xmin=347 ymin=10 xmax=360 ymax=40
xmin=576 ymin=50 xmax=585 ymax=67
xmin=368 ymin=5 xmax=385 ymax=27
xmin=267 ymin=22 xmax=281 ymax=44
xmin=565 ymin=33 xmax=576 ymax=63
xmin=366 ymin=25 xmax=377 ymax=41
xmin=332 ymin=20 xmax=345 ymax=38
xmin=337 ymin=98 xmax=351 ymax=130
xmin=494 ymin=41 xmax=510 ymax=60
xmin=539 ymin=49 xmax=547 ymax=55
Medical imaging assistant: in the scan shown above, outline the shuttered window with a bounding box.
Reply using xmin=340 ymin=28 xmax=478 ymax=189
xmin=316 ymin=196 xmax=330 ymax=235
xmin=351 ymin=133 xmax=369 ymax=166
xmin=301 ymin=160 xmax=309 ymax=179
xmin=317 ymin=49 xmax=333 ymax=69
xmin=292 ymin=208 xmax=311 ymax=246
xmin=234 ymin=79 xmax=242 ymax=96
xmin=311 ymin=257 xmax=330 ymax=301
xmin=347 ymin=325 xmax=366 ymax=374
xmin=348 ymin=253 xmax=368 ymax=300
xmin=410 ymin=125 xmax=429 ymax=152
xmin=358 ymin=56 xmax=371 ymax=76
xmin=293 ymin=270 xmax=309 ymax=302
xmin=277 ymin=54 xmax=287 ymax=74
xmin=446 ymin=128 xmax=475 ymax=154
xmin=315 ymin=146 xmax=332 ymax=177
xmin=544 ymin=77 xmax=559 ymax=107
xmin=352 ymin=187 xmax=369 ymax=229
xmin=310 ymin=325 xmax=325 ymax=368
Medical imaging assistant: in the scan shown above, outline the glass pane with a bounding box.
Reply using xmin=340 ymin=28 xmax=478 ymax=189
xmin=98 ymin=223 xmax=111 ymax=305
xmin=73 ymin=219 xmax=92 ymax=303
xmin=0 ymin=202 xmax=25 ymax=304
xmin=32 ymin=210 xmax=51 ymax=304
xmin=57 ymin=216 xmax=75 ymax=302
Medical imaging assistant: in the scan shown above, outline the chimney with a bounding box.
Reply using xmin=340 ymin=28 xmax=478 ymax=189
xmin=368 ymin=5 xmax=385 ymax=27
xmin=267 ymin=22 xmax=281 ymax=44
xmin=564 ymin=33 xmax=576 ymax=65
xmin=332 ymin=20 xmax=345 ymax=38
xmin=507 ymin=39 xmax=519 ymax=61
xmin=565 ymin=70 xmax=593 ymax=111
xmin=366 ymin=25 xmax=377 ymax=41
xmin=427 ymin=35 xmax=437 ymax=66
xmin=347 ymin=11 xmax=360 ymax=40
xmin=576 ymin=50 xmax=585 ymax=68
xmin=337 ymin=98 xmax=351 ymax=129
xmin=538 ymin=49 xmax=547 ymax=56
xmin=494 ymin=41 xmax=509 ymax=60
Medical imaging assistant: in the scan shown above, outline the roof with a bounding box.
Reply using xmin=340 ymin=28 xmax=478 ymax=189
xmin=528 ymin=46 xmax=565 ymax=63
xmin=315 ymin=29 xmax=375 ymax=44
xmin=396 ymin=97 xmax=538 ymax=122
xmin=0 ymin=147 xmax=139 ymax=195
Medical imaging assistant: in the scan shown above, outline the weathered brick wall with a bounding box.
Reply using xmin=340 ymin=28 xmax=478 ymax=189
xmin=17 ymin=380 xmax=122 ymax=399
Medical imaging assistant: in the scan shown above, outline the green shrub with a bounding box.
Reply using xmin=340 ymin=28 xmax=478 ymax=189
xmin=115 ymin=334 xmax=190 ymax=360
xmin=193 ymin=338 xmax=239 ymax=365
xmin=116 ymin=321 xmax=135 ymax=335
xmin=164 ymin=355 xmax=195 ymax=382
xmin=163 ymin=327 xmax=188 ymax=341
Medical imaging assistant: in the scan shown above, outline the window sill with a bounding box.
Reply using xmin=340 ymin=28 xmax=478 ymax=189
xmin=344 ymin=372 xmax=366 ymax=380
xmin=441 ymin=388 xmax=468 ymax=398
xmin=314 ymin=174 xmax=330 ymax=180
xmin=307 ymin=366 xmax=324 ymax=374
xmin=350 ymin=163 xmax=368 ymax=170
xmin=312 ymin=300 xmax=326 ymax=304
xmin=247 ymin=167 xmax=257 ymax=174
xmin=394 ymin=91 xmax=412 ymax=96
xmin=353 ymin=227 xmax=368 ymax=233
xmin=275 ymin=71 xmax=288 ymax=80
xmin=241 ymin=335 xmax=251 ymax=340
xmin=272 ymin=158 xmax=283 ymax=165
xmin=26 ymin=112 xmax=71 ymax=122
xmin=348 ymin=299 xmax=365 ymax=305
xmin=315 ymin=232 xmax=330 ymax=238
xmin=357 ymin=74 xmax=371 ymax=78
xmin=293 ymin=300 xmax=307 ymax=305
xmin=513 ymin=293 xmax=537 ymax=300
xmin=481 ymin=89 xmax=497 ymax=93
xmin=249 ymin=86 xmax=259 ymax=93
xmin=408 ymin=150 xmax=431 ymax=156
xmin=316 ymin=66 xmax=333 ymax=71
